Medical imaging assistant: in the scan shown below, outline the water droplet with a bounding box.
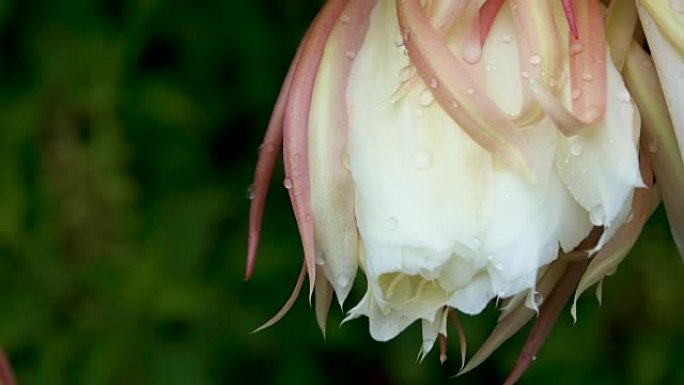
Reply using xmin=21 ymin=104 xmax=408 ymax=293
xmin=419 ymin=90 xmax=434 ymax=106
xmin=345 ymin=51 xmax=356 ymax=59
xmin=316 ymin=254 xmax=325 ymax=266
xmin=498 ymin=290 xmax=506 ymax=298
xmin=495 ymin=263 xmax=504 ymax=271
xmin=501 ymin=34 xmax=513 ymax=44
xmin=340 ymin=14 xmax=351 ymax=24
xmin=641 ymin=58 xmax=653 ymax=68
xmin=259 ymin=143 xmax=275 ymax=154
xmin=484 ymin=62 xmax=496 ymax=72
xmin=399 ymin=65 xmax=415 ymax=82
xmin=385 ymin=217 xmax=398 ymax=230
xmin=532 ymin=356 xmax=537 ymax=362
xmin=533 ymin=292 xmax=544 ymax=306
xmin=414 ymin=150 xmax=433 ymax=169
xmin=581 ymin=72 xmax=594 ymax=82
xmin=486 ymin=254 xmax=494 ymax=261
xmin=570 ymin=41 xmax=584 ymax=55
xmin=571 ymin=88 xmax=582 ymax=100
xmin=305 ymin=214 xmax=312 ymax=222
xmin=521 ymin=71 xmax=530 ymax=79
xmin=472 ymin=237 xmax=482 ymax=249
xmin=283 ymin=177 xmax=293 ymax=189
xmin=548 ymin=77 xmax=558 ymax=88
xmin=337 ymin=275 xmax=350 ymax=288
xmin=648 ymin=138 xmax=658 ymax=152
xmin=430 ymin=78 xmax=439 ymax=89
xmin=245 ymin=184 xmax=255 ymax=200
xmin=466 ymin=87 xmax=475 ymax=95
xmin=450 ymin=100 xmax=460 ymax=109
xmin=609 ymin=138 xmax=615 ymax=145
xmin=393 ymin=34 xmax=404 ymax=47
xmin=403 ymin=27 xmax=411 ymax=42
xmin=570 ymin=142 xmax=583 ymax=156
xmin=616 ymin=91 xmax=631 ymax=103
xmin=529 ymin=54 xmax=541 ymax=65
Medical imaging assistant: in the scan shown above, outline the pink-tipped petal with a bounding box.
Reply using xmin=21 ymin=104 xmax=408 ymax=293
xmin=479 ymin=0 xmax=506 ymax=46
xmin=309 ymin=0 xmax=376 ymax=305
xmin=252 ymin=263 xmax=307 ymax=333
xmin=283 ymin=0 xmax=348 ymax=296
xmin=509 ymin=0 xmax=563 ymax=126
xmin=562 ymin=0 xmax=579 ymax=39
xmin=568 ymin=0 xmax=607 ymax=125
xmin=396 ymin=0 xmax=533 ymax=178
xmin=245 ymin=27 xmax=312 ymax=281
xmin=449 ymin=310 xmax=467 ymax=371
xmin=462 ymin=1 xmax=482 ymax=64
xmin=503 ymin=260 xmax=590 ymax=385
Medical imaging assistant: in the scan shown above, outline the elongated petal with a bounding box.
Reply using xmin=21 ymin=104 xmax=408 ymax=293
xmin=605 ymin=0 xmax=639 ymax=71
xmin=638 ymin=3 xmax=684 ymax=168
xmin=252 ymin=263 xmax=307 ymax=333
xmin=309 ymin=0 xmax=375 ymax=306
xmin=479 ymin=0 xmax=506 ymax=45
xmin=396 ymin=0 xmax=533 ymax=177
xmin=638 ymin=0 xmax=684 ymax=56
xmin=504 ymin=260 xmax=589 ymax=385
xmin=245 ymin=27 xmax=310 ymax=280
xmin=509 ymin=0 xmax=563 ymax=126
xmin=283 ymin=0 xmax=348 ymax=296
xmin=623 ymin=42 xmax=684 ymax=257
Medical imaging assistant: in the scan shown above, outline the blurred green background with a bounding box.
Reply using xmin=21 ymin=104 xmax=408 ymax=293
xmin=0 ymin=0 xmax=682 ymax=384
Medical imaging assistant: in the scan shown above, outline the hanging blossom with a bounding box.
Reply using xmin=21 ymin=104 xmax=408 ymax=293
xmin=245 ymin=0 xmax=684 ymax=381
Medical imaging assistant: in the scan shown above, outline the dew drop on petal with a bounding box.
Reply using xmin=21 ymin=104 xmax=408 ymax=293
xmin=570 ymin=142 xmax=583 ymax=156
xmin=521 ymin=71 xmax=530 ymax=79
xmin=495 ymin=263 xmax=504 ymax=271
xmin=581 ymin=73 xmax=594 ymax=82
xmin=533 ymin=292 xmax=544 ymax=306
xmin=529 ymin=54 xmax=541 ymax=65
xmin=245 ymin=184 xmax=255 ymax=200
xmin=340 ymin=14 xmax=351 ymax=24
xmin=414 ymin=150 xmax=433 ymax=169
xmin=393 ymin=34 xmax=404 ymax=47
xmin=345 ymin=51 xmax=356 ymax=60
xmin=569 ymin=42 xmax=584 ymax=55
xmin=450 ymin=100 xmax=460 ymax=109
xmin=399 ymin=65 xmax=415 ymax=82
xmin=466 ymin=87 xmax=475 ymax=95
xmin=430 ymin=78 xmax=439 ymax=89
xmin=571 ymin=88 xmax=582 ymax=100
xmin=501 ymin=34 xmax=513 ymax=44
xmin=283 ymin=177 xmax=293 ymax=189
xmin=419 ymin=90 xmax=434 ymax=106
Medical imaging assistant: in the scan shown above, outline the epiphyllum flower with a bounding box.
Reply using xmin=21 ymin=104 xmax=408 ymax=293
xmin=247 ymin=0 xmax=651 ymax=379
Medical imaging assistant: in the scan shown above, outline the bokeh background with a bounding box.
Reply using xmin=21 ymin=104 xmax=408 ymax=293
xmin=0 ymin=0 xmax=682 ymax=384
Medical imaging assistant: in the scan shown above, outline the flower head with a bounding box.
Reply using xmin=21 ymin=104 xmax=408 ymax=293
xmin=245 ymin=0 xmax=684 ymax=381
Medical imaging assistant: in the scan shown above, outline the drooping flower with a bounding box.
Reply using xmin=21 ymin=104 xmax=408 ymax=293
xmin=245 ymin=0 xmax=674 ymax=381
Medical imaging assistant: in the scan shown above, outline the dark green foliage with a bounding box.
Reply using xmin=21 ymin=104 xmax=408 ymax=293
xmin=0 ymin=1 xmax=681 ymax=383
